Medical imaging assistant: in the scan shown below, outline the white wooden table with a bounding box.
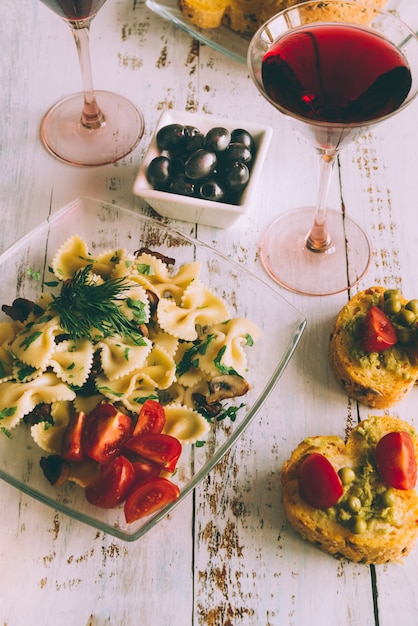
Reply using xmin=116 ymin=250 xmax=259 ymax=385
xmin=1 ymin=1 xmax=418 ymax=624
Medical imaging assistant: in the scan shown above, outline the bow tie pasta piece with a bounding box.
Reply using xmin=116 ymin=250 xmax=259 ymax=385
xmin=98 ymin=334 xmax=153 ymax=381
xmin=94 ymin=248 xmax=135 ymax=280
xmin=134 ymin=344 xmax=177 ymax=389
xmin=199 ymin=318 xmax=262 ymax=378
xmin=148 ymin=327 xmax=179 ymax=358
xmin=49 ymin=337 xmax=94 ymax=386
xmin=51 ymin=235 xmax=92 ymax=280
xmin=51 ymin=234 xmax=134 ymax=281
xmin=0 ymin=372 xmax=76 ymax=430
xmin=121 ymin=387 xmax=160 ymax=414
xmin=30 ymin=400 xmax=73 ymax=454
xmin=157 ymin=280 xmax=230 ymax=341
xmin=163 ymin=403 xmax=210 ymax=444
xmin=129 ymin=255 xmax=202 ymax=305
xmin=9 ymin=314 xmax=64 ymax=371
xmin=129 ymin=253 xmax=172 ymax=286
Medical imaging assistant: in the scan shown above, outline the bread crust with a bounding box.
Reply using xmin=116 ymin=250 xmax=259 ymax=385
xmin=328 ymin=286 xmax=418 ymax=408
xmin=281 ymin=416 xmax=418 ymax=564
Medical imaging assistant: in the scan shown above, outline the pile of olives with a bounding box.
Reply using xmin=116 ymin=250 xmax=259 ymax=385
xmin=146 ymin=123 xmax=257 ymax=205
xmin=382 ymin=288 xmax=418 ymax=345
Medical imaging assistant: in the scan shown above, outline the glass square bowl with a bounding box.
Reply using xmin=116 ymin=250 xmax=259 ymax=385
xmin=0 ymin=197 xmax=305 ymax=541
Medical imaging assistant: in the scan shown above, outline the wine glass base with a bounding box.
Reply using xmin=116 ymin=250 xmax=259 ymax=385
xmin=40 ymin=91 xmax=145 ymax=166
xmin=260 ymin=207 xmax=372 ymax=296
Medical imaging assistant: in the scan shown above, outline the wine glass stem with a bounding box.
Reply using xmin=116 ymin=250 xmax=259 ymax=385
xmin=305 ymin=151 xmax=337 ymax=253
xmin=71 ymin=24 xmax=105 ymax=130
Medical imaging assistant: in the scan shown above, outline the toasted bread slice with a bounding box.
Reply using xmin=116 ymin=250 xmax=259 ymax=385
xmin=281 ymin=415 xmax=418 ymax=564
xmin=178 ymin=0 xmax=390 ymax=35
xmin=328 ymin=286 xmax=418 ymax=409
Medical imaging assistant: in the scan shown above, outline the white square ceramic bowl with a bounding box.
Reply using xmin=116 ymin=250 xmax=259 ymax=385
xmin=133 ymin=109 xmax=272 ymax=228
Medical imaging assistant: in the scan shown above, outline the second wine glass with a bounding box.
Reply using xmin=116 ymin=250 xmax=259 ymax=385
xmin=248 ymin=1 xmax=418 ymax=296
xmin=39 ymin=0 xmax=145 ymax=167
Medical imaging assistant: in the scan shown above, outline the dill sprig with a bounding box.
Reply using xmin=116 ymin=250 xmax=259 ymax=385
xmin=49 ymin=265 xmax=146 ymax=344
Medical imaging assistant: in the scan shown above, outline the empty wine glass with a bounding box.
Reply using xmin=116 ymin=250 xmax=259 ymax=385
xmin=39 ymin=0 xmax=145 ymax=166
xmin=248 ymin=1 xmax=418 ymax=295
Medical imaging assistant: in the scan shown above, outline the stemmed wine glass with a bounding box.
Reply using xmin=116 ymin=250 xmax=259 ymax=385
xmin=39 ymin=0 xmax=145 ymax=166
xmin=248 ymin=1 xmax=418 ymax=296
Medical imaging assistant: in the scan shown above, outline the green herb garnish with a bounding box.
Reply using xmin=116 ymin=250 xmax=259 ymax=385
xmin=49 ymin=265 xmax=147 ymax=343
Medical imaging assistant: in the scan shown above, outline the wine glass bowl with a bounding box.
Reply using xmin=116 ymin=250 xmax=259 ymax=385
xmin=39 ymin=0 xmax=145 ymax=166
xmin=248 ymin=1 xmax=418 ymax=295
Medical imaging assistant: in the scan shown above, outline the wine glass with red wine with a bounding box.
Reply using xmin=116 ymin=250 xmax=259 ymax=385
xmin=39 ymin=0 xmax=144 ymax=166
xmin=248 ymin=1 xmax=418 ymax=295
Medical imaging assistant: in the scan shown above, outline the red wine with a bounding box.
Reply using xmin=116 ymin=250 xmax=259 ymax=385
xmin=262 ymin=24 xmax=412 ymax=124
xmin=40 ymin=0 xmax=107 ymax=20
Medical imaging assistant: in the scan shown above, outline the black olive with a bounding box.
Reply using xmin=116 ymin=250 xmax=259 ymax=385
xmin=203 ymin=127 xmax=231 ymax=153
xmin=222 ymin=161 xmax=250 ymax=193
xmin=198 ymin=178 xmax=226 ymax=202
xmin=185 ymin=149 xmax=217 ymax=180
xmin=169 ymin=175 xmax=196 ymax=196
xmin=156 ymin=123 xmax=186 ymax=152
xmin=221 ymin=143 xmax=253 ymax=167
xmin=184 ymin=125 xmax=200 ymax=137
xmin=146 ymin=156 xmax=171 ymax=190
xmin=184 ymin=132 xmax=204 ymax=155
xmin=231 ymin=129 xmax=256 ymax=154
xmin=168 ymin=155 xmax=186 ymax=177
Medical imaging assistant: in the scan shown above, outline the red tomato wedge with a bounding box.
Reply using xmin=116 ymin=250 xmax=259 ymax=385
xmin=131 ymin=460 xmax=161 ymax=484
xmin=298 ymin=453 xmax=344 ymax=509
xmin=360 ymin=305 xmax=397 ymax=352
xmin=83 ymin=403 xmax=134 ymax=463
xmin=125 ymin=433 xmax=182 ymax=472
xmin=132 ymin=399 xmax=166 ymax=437
xmin=124 ymin=476 xmax=180 ymax=523
xmin=375 ymin=431 xmax=417 ymax=490
xmin=85 ymin=455 xmax=136 ymax=509
xmin=61 ymin=410 xmax=87 ymax=462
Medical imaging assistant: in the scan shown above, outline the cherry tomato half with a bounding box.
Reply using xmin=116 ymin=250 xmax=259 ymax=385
xmin=132 ymin=399 xmax=166 ymax=437
xmin=375 ymin=431 xmax=417 ymax=490
xmin=298 ymin=453 xmax=344 ymax=509
xmin=85 ymin=455 xmax=136 ymax=509
xmin=61 ymin=410 xmax=87 ymax=462
xmin=124 ymin=476 xmax=180 ymax=523
xmin=360 ymin=305 xmax=397 ymax=352
xmin=83 ymin=403 xmax=134 ymax=463
xmin=131 ymin=460 xmax=161 ymax=484
xmin=125 ymin=433 xmax=182 ymax=472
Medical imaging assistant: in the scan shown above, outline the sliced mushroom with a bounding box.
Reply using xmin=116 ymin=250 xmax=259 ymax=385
xmin=192 ymin=392 xmax=223 ymax=418
xmin=145 ymin=289 xmax=159 ymax=316
xmin=135 ymin=247 xmax=175 ymax=266
xmin=207 ymin=375 xmax=250 ymax=404
xmin=2 ymin=297 xmax=37 ymax=322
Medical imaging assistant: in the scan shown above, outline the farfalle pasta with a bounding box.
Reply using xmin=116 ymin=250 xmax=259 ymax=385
xmin=0 ymin=235 xmax=261 ymax=462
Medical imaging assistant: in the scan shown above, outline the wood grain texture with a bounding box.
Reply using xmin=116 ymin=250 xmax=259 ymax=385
xmin=1 ymin=1 xmax=418 ymax=625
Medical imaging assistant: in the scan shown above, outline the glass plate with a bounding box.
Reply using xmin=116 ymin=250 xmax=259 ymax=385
xmin=146 ymin=0 xmax=416 ymax=66
xmin=146 ymin=0 xmax=250 ymax=64
xmin=0 ymin=197 xmax=305 ymax=541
